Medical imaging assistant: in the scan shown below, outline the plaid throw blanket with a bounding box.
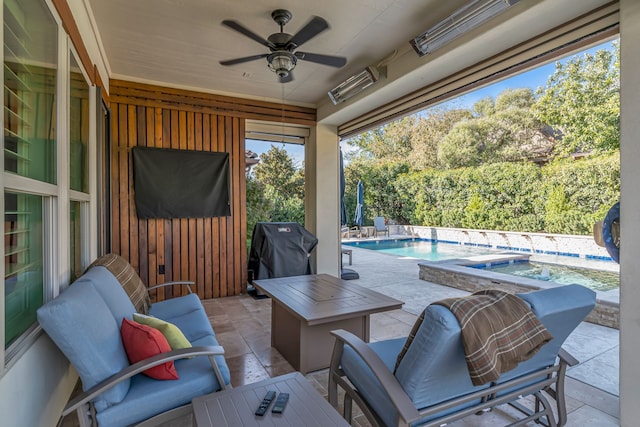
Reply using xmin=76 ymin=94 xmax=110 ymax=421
xmin=435 ymin=289 xmax=553 ymax=386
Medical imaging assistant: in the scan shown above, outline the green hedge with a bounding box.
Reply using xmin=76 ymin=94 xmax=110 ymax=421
xmin=376 ymin=152 xmax=620 ymax=235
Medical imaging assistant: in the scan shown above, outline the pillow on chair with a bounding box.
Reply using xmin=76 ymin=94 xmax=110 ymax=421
xmin=121 ymin=318 xmax=179 ymax=380
xmin=133 ymin=313 xmax=192 ymax=350
xmin=90 ymin=253 xmax=151 ymax=313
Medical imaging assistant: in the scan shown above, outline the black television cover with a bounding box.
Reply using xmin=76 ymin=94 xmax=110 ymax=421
xmin=132 ymin=146 xmax=231 ymax=219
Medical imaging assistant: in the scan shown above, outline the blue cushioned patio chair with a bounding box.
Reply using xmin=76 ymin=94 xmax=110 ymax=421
xmin=328 ymin=285 xmax=595 ymax=427
xmin=37 ymin=264 xmax=231 ymax=427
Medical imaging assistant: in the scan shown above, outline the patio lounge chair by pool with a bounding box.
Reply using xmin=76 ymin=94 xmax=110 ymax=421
xmin=373 ymin=216 xmax=389 ymax=237
xmin=342 ymin=225 xmax=363 ymax=239
xmin=328 ymin=284 xmax=596 ymax=427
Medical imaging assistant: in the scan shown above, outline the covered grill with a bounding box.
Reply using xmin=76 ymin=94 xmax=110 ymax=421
xmin=248 ymin=222 xmax=318 ymax=283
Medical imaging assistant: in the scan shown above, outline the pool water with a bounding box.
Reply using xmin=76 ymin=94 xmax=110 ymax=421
xmin=343 ymin=239 xmax=500 ymax=261
xmin=471 ymin=260 xmax=619 ymax=292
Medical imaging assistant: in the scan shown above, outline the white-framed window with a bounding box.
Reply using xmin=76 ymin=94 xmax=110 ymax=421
xmin=1 ymin=0 xmax=96 ymax=368
xmin=2 ymin=0 xmax=58 ymax=365
xmin=3 ymin=192 xmax=46 ymax=352
xmin=69 ymin=51 xmax=90 ymax=281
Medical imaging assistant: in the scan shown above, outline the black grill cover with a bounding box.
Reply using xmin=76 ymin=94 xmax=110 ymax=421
xmin=248 ymin=222 xmax=318 ymax=281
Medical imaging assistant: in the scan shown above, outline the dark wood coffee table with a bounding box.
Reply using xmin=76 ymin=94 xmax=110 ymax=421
xmin=252 ymin=274 xmax=403 ymax=373
xmin=192 ymin=372 xmax=349 ymax=426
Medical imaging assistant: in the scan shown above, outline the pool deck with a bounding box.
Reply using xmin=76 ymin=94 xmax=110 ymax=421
xmin=345 ymin=236 xmax=620 ymax=328
xmin=341 ymin=240 xmax=620 ymax=424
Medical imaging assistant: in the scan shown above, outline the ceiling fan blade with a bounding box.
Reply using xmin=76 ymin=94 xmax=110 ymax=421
xmin=288 ymin=16 xmax=329 ymax=48
xmin=222 ymin=20 xmax=275 ymax=49
xmin=220 ymin=53 xmax=269 ymax=66
xmin=279 ymin=71 xmax=294 ymax=84
xmin=295 ymin=51 xmax=347 ymax=68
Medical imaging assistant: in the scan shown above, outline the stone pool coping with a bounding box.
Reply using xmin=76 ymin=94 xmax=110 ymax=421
xmin=418 ymin=253 xmax=619 ymax=329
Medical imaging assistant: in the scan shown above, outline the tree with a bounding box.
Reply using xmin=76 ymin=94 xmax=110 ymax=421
xmin=245 ymin=175 xmax=271 ymax=236
xmin=250 ymin=145 xmax=305 ymax=225
xmin=437 ymin=88 xmax=548 ymax=168
xmin=534 ymin=42 xmax=620 ymax=154
xmin=409 ymin=108 xmax=473 ymax=170
xmin=494 ymin=88 xmax=536 ymax=110
xmin=346 ymin=108 xmax=473 ymax=170
xmin=437 ymin=119 xmax=488 ymax=168
xmin=252 ymin=145 xmax=299 ymax=195
xmin=473 ymin=97 xmax=495 ymax=117
xmin=346 ymin=117 xmax=415 ymax=162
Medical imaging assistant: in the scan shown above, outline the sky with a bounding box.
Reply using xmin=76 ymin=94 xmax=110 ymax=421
xmin=246 ymin=39 xmax=617 ymax=167
xmin=448 ymin=40 xmax=614 ymax=111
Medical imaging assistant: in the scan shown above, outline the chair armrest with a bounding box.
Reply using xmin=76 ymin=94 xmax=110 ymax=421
xmin=62 ymin=346 xmax=224 ymax=416
xmin=330 ymin=329 xmax=420 ymax=424
xmin=148 ymin=281 xmax=194 ymax=294
xmin=558 ymin=347 xmax=579 ymax=367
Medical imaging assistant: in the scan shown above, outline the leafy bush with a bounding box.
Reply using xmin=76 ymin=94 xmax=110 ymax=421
xmin=355 ymin=152 xmax=619 ymax=235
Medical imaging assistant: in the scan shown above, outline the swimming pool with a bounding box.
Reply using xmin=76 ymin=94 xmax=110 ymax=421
xmin=342 ymin=238 xmax=501 ymax=261
xmin=470 ymin=260 xmax=619 ymax=292
xmin=347 ymin=238 xmax=619 ymax=292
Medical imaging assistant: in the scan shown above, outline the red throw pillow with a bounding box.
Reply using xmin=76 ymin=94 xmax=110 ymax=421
xmin=120 ymin=318 xmax=179 ymax=380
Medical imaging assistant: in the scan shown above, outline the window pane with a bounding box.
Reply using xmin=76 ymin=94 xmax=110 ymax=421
xmin=69 ymin=55 xmax=89 ymax=192
xmin=4 ymin=0 xmax=57 ymax=183
xmin=70 ymin=200 xmax=82 ymax=281
xmin=4 ymin=192 xmax=43 ymax=348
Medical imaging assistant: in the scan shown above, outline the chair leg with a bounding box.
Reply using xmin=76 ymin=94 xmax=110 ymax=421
xmin=75 ymin=403 xmax=94 ymax=427
xmin=551 ymin=358 xmax=570 ymax=426
xmin=344 ymin=394 xmax=353 ymax=423
xmin=328 ymin=340 xmax=345 ymax=410
xmin=507 ymin=391 xmax=557 ymax=427
xmin=328 ymin=374 xmax=338 ymax=408
xmin=535 ymin=391 xmax=557 ymax=427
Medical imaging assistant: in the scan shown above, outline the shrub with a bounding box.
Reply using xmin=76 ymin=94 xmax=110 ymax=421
xmin=360 ymin=151 xmax=619 ymax=235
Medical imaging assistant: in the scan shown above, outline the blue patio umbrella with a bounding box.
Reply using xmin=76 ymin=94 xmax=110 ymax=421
xmin=353 ymin=180 xmax=364 ymax=227
xmin=340 ymin=150 xmax=348 ymax=226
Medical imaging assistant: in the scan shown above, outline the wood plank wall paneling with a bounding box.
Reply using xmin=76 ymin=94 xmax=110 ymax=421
xmin=109 ymin=80 xmax=277 ymax=301
xmin=110 ymin=79 xmax=317 ymax=126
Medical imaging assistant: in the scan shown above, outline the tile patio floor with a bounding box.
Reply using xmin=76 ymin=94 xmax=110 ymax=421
xmin=62 ymin=244 xmax=621 ymax=426
xmin=199 ymin=245 xmax=620 ymax=426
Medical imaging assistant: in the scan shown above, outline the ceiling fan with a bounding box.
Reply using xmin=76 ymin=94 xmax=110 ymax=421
xmin=219 ymin=9 xmax=347 ymax=83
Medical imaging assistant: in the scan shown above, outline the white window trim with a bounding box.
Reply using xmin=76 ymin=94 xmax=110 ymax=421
xmin=69 ymin=45 xmax=95 ymax=274
xmin=0 ymin=0 xmax=97 ymax=371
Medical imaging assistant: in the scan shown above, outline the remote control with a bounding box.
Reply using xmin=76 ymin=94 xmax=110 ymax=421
xmin=254 ymin=390 xmax=276 ymax=416
xmin=271 ymin=392 xmax=289 ymax=414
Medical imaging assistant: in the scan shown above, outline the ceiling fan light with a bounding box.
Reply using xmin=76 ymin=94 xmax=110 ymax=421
xmin=268 ymin=52 xmax=297 ymax=77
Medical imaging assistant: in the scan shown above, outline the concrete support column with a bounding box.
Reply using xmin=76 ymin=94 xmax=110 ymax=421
xmin=307 ymin=123 xmax=340 ymax=276
xmin=619 ymin=0 xmax=640 ymax=424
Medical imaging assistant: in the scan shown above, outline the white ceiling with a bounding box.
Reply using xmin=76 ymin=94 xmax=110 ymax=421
xmin=86 ymin=0 xmax=459 ymax=104
xmin=86 ymin=0 xmax=612 ymax=125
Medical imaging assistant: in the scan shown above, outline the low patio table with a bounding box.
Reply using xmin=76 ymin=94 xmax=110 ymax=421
xmin=341 ymin=248 xmax=352 ymax=265
xmin=252 ymin=273 xmax=403 ymax=373
xmin=192 ymin=372 xmax=349 ymax=426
